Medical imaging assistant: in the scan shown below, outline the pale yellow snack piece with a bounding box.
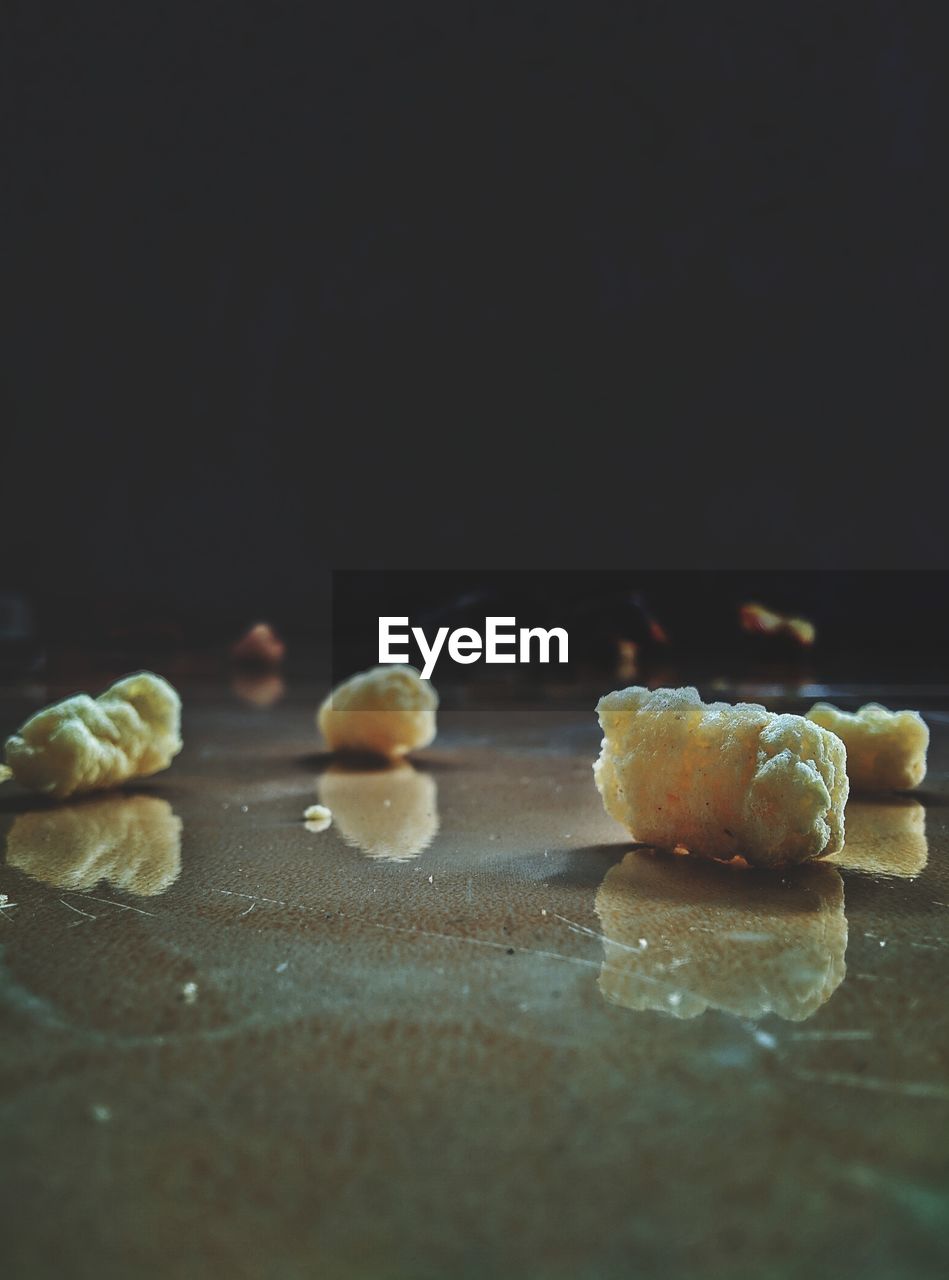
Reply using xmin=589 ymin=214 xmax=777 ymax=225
xmin=302 ymin=803 xmax=333 ymax=832
xmin=318 ymin=665 xmax=437 ymax=759
xmin=5 ymin=793 xmax=182 ymax=896
xmin=594 ymin=685 xmax=849 ymax=869
xmin=1 ymin=672 xmax=182 ymax=800
xmin=805 ymin=702 xmax=928 ymax=792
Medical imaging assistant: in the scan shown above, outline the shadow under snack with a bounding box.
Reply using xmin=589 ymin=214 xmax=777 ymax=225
xmin=318 ymin=761 xmax=439 ymax=862
xmin=905 ymin=788 xmax=949 ymax=809
xmin=595 ymin=850 xmax=846 ymax=1022
xmin=542 ymin=843 xmax=644 ymax=891
xmin=4 ymin=792 xmax=182 ymax=897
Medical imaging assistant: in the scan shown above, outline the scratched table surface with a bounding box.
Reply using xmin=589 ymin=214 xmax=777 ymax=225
xmin=1 ymin=673 xmax=948 ymax=1280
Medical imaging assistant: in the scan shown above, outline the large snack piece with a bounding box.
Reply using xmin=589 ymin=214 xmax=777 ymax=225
xmin=805 ymin=702 xmax=928 ymax=792
xmin=1 ymin=672 xmax=182 ymax=800
xmin=318 ymin=665 xmax=438 ymax=760
xmin=594 ymin=686 xmax=849 ymax=869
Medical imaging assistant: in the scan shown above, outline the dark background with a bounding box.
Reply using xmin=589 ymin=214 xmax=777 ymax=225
xmin=3 ymin=2 xmax=945 ymax=648
xmin=330 ymin=570 xmax=949 ymax=691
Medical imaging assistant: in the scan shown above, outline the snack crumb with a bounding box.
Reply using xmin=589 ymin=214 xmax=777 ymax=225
xmin=180 ymin=981 xmax=199 ymax=1004
xmin=303 ymin=804 xmax=333 ymax=832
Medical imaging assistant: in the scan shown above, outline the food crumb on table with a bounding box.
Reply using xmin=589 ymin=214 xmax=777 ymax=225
xmin=303 ymin=804 xmax=333 ymax=832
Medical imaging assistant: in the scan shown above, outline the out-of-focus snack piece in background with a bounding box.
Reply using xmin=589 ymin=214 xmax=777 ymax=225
xmin=231 ymin=622 xmax=286 ymax=668
xmin=0 ymin=672 xmax=182 ymax=799
xmin=594 ymin=685 xmax=848 ymax=869
xmin=5 ymin=793 xmax=182 ymax=897
xmin=318 ymin=761 xmax=438 ymax=861
xmin=825 ymin=796 xmax=928 ymax=878
xmin=595 ymin=850 xmax=846 ymax=1021
xmin=615 ymin=639 xmax=639 ymax=682
xmin=805 ymin=702 xmax=928 ymax=792
xmin=318 ymin=665 xmax=438 ymax=760
xmin=739 ymin=602 xmax=816 ymax=647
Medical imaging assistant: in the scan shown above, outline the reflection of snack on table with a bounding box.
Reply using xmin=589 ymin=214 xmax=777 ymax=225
xmin=318 ymin=666 xmax=437 ymax=760
xmin=595 ymin=851 xmax=846 ymax=1021
xmin=826 ymin=797 xmax=928 ymax=878
xmin=5 ymin=793 xmax=182 ymax=896
xmin=0 ymin=672 xmax=182 ymax=799
xmin=318 ymin=762 xmax=438 ymax=861
xmin=232 ymin=672 xmax=285 ymax=708
xmin=805 ymin=703 xmax=928 ymax=792
xmin=594 ymin=686 xmax=848 ymax=869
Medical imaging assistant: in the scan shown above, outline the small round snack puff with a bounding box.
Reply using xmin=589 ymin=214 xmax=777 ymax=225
xmin=318 ymin=665 xmax=437 ymax=760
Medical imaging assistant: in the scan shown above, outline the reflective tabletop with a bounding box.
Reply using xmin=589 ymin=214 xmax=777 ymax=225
xmin=2 ymin=678 xmax=948 ymax=1279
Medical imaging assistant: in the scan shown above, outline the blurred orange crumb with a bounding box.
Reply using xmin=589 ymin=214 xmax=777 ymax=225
xmin=739 ymin=602 xmax=815 ymax=647
xmin=231 ymin=622 xmax=286 ymax=667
